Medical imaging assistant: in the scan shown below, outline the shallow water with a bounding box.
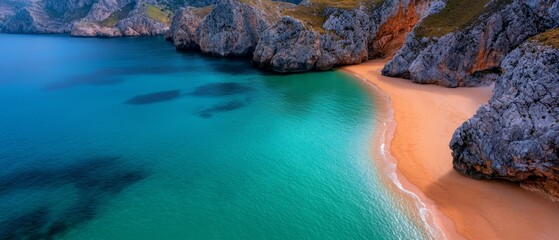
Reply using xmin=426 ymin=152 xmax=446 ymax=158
xmin=0 ymin=34 xmax=426 ymax=239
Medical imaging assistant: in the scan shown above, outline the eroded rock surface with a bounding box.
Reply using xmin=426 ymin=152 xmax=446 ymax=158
xmin=167 ymin=0 xmax=270 ymax=57
xmin=450 ymin=37 xmax=559 ymax=200
xmin=251 ymin=0 xmax=437 ymax=72
xmin=383 ymin=0 xmax=559 ymax=87
xmin=1 ymin=0 xmax=215 ymax=36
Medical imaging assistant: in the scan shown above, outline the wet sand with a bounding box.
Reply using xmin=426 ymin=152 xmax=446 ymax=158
xmin=344 ymin=60 xmax=559 ymax=240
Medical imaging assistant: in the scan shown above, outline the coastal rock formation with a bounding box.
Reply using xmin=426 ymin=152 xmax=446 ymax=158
xmin=1 ymin=0 xmax=214 ymax=36
xmin=164 ymin=6 xmax=205 ymax=48
xmin=252 ymin=16 xmax=321 ymax=72
xmin=196 ymin=0 xmax=269 ymax=57
xmin=369 ymin=0 xmax=443 ymax=58
xmin=251 ymin=0 xmax=437 ymax=72
xmin=167 ymin=0 xmax=270 ymax=57
xmin=450 ymin=30 xmax=559 ymax=200
xmin=167 ymin=0 xmax=438 ymax=72
xmin=383 ymin=0 xmax=559 ymax=87
xmin=0 ymin=0 xmax=29 ymax=26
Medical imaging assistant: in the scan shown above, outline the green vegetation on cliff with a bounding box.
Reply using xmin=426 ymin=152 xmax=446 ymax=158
xmin=99 ymin=3 xmax=136 ymax=27
xmin=415 ymin=0 xmax=510 ymax=38
xmin=530 ymin=28 xmax=559 ymax=49
xmin=281 ymin=0 xmax=382 ymax=32
xmin=144 ymin=4 xmax=172 ymax=24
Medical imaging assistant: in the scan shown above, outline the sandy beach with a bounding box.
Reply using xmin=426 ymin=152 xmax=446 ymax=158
xmin=344 ymin=60 xmax=559 ymax=240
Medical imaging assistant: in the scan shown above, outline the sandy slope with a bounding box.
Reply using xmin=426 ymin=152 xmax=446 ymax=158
xmin=344 ymin=60 xmax=559 ymax=240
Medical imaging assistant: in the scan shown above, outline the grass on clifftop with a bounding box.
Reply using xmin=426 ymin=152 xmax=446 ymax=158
xmin=99 ymin=2 xmax=135 ymax=27
xmin=530 ymin=28 xmax=559 ymax=49
xmin=144 ymin=4 xmax=172 ymax=24
xmin=280 ymin=0 xmax=383 ymax=32
xmin=415 ymin=0 xmax=511 ymax=38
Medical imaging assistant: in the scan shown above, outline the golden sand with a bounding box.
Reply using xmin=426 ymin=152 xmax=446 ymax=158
xmin=344 ymin=60 xmax=559 ymax=240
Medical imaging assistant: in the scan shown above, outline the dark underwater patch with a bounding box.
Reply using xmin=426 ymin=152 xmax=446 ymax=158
xmin=211 ymin=61 xmax=259 ymax=75
xmin=125 ymin=90 xmax=182 ymax=105
xmin=195 ymin=99 xmax=248 ymax=118
xmin=189 ymin=82 xmax=253 ymax=97
xmin=0 ymin=157 xmax=148 ymax=240
xmin=43 ymin=66 xmax=189 ymax=91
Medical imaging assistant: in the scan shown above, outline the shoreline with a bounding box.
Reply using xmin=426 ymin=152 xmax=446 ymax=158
xmin=343 ymin=60 xmax=559 ymax=239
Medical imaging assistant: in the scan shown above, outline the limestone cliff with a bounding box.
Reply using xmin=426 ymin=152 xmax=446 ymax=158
xmin=383 ymin=0 xmax=559 ymax=87
xmin=168 ymin=0 xmax=439 ymax=72
xmin=450 ymin=29 xmax=559 ymax=200
xmin=167 ymin=0 xmax=284 ymax=57
xmin=1 ymin=0 xmax=216 ymax=36
xmin=253 ymin=0 xmax=439 ymax=72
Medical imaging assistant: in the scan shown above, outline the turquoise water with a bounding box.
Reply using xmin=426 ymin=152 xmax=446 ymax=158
xmin=0 ymin=34 xmax=426 ymax=239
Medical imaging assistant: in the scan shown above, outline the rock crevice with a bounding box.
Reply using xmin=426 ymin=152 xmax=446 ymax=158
xmin=451 ymin=37 xmax=559 ymax=200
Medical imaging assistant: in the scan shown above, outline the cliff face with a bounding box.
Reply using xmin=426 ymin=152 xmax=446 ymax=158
xmin=252 ymin=0 xmax=438 ymax=72
xmin=168 ymin=0 xmax=438 ymax=72
xmin=166 ymin=0 xmax=279 ymax=57
xmin=1 ymin=0 xmax=216 ymax=36
xmin=450 ymin=30 xmax=559 ymax=200
xmin=383 ymin=0 xmax=559 ymax=87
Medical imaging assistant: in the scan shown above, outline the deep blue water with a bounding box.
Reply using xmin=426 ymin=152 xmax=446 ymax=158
xmin=0 ymin=34 xmax=426 ymax=239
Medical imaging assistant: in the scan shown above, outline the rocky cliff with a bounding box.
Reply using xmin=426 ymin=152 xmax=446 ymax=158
xmin=0 ymin=0 xmax=216 ymax=36
xmin=167 ymin=0 xmax=440 ymax=72
xmin=383 ymin=0 xmax=559 ymax=87
xmin=450 ymin=29 xmax=559 ymax=200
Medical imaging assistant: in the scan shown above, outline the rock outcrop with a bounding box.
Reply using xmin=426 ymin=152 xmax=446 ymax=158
xmin=166 ymin=0 xmax=439 ymax=72
xmin=167 ymin=0 xmax=270 ymax=57
xmin=164 ymin=6 xmax=206 ymax=49
xmin=251 ymin=0 xmax=437 ymax=72
xmin=383 ymin=0 xmax=559 ymax=87
xmin=196 ymin=0 xmax=269 ymax=57
xmin=450 ymin=30 xmax=559 ymax=200
xmin=1 ymin=0 xmax=215 ymax=36
xmin=252 ymin=16 xmax=322 ymax=72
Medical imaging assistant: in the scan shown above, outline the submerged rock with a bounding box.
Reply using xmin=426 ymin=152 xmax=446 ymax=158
xmin=450 ymin=32 xmax=559 ymax=200
xmin=383 ymin=0 xmax=559 ymax=87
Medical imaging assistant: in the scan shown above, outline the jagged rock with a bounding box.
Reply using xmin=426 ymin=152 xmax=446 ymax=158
xmin=2 ymin=0 xmax=71 ymax=33
xmin=2 ymin=0 xmax=197 ymax=36
xmin=252 ymin=8 xmax=373 ymax=72
xmin=369 ymin=0 xmax=439 ymax=58
xmin=252 ymin=16 xmax=321 ymax=72
xmin=450 ymin=36 xmax=559 ymax=200
xmin=195 ymin=0 xmax=269 ymax=57
xmin=0 ymin=0 xmax=30 ymax=26
xmin=165 ymin=6 xmax=206 ymax=49
xmin=252 ymin=0 xmax=437 ymax=72
xmin=70 ymin=21 xmax=122 ymax=36
xmin=168 ymin=0 xmax=271 ymax=57
xmin=383 ymin=0 xmax=559 ymax=87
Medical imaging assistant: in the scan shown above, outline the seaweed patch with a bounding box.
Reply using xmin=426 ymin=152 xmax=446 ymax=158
xmin=0 ymin=157 xmax=148 ymax=240
xmin=125 ymin=90 xmax=182 ymax=105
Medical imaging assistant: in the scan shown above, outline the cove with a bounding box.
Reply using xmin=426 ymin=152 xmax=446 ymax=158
xmin=0 ymin=34 xmax=427 ymax=239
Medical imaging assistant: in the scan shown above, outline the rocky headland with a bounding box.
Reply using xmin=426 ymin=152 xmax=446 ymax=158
xmin=383 ymin=0 xmax=559 ymax=87
xmin=166 ymin=0 xmax=441 ymax=72
xmin=0 ymin=0 xmax=217 ymax=36
xmin=451 ymin=28 xmax=559 ymax=200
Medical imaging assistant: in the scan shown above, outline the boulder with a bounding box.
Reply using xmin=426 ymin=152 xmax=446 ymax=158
xmin=450 ymin=33 xmax=559 ymax=200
